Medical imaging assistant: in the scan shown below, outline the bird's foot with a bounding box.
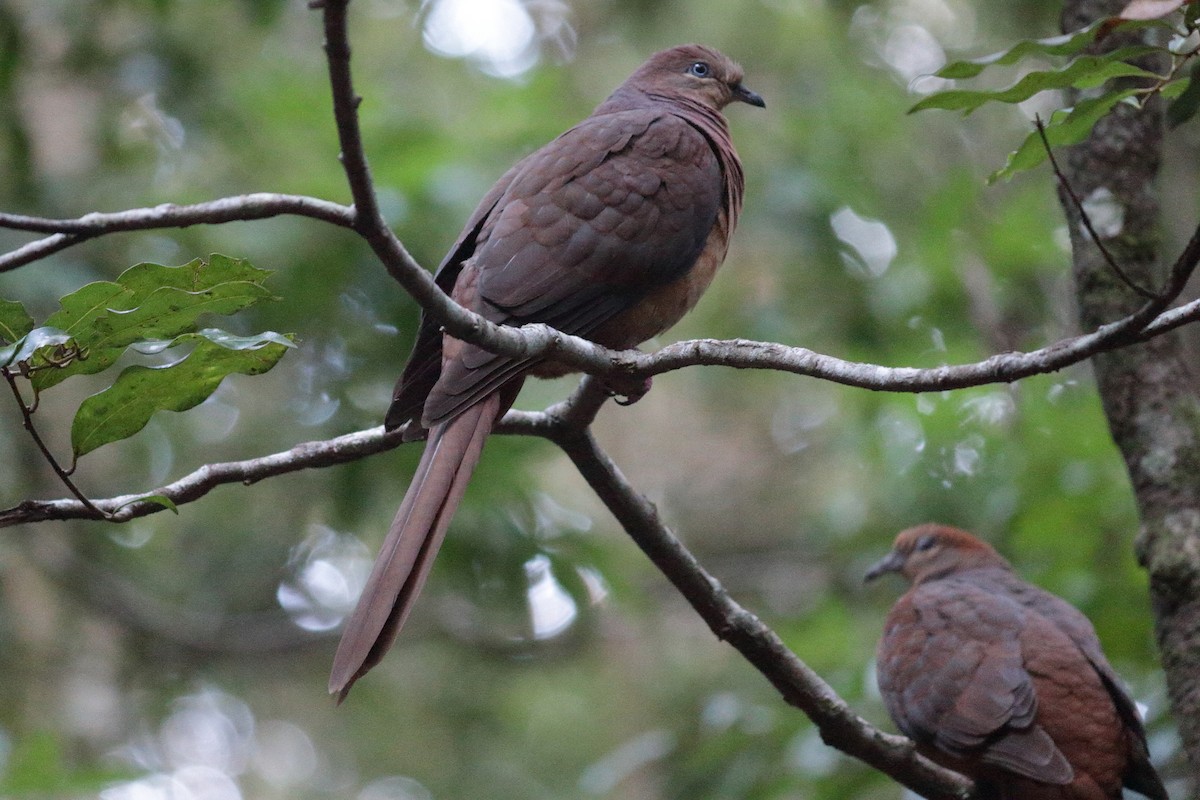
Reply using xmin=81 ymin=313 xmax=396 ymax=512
xmin=603 ymin=374 xmax=653 ymax=406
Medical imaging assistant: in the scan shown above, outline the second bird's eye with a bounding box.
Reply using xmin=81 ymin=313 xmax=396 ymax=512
xmin=688 ymin=61 xmax=711 ymax=78
xmin=915 ymin=535 xmax=937 ymax=552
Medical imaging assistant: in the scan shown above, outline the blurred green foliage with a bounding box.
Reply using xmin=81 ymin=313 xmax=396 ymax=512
xmin=0 ymin=0 xmax=1194 ymax=798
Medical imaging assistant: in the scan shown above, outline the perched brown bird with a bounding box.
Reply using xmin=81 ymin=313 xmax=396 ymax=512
xmin=866 ymin=524 xmax=1168 ymax=800
xmin=329 ymin=44 xmax=763 ymax=699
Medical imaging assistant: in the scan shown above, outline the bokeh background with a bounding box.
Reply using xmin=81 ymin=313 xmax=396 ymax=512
xmin=0 ymin=0 xmax=1196 ymax=797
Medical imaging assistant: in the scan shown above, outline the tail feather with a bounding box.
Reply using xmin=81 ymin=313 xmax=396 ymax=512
xmin=329 ymin=393 xmax=500 ymax=700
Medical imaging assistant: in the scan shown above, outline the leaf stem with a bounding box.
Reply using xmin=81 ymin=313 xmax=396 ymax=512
xmin=2 ymin=366 xmax=111 ymax=519
xmin=1035 ymin=114 xmax=1159 ymax=299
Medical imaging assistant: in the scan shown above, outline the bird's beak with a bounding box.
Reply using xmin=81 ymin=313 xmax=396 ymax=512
xmin=732 ymin=83 xmax=766 ymax=108
xmin=864 ymin=550 xmax=904 ymax=583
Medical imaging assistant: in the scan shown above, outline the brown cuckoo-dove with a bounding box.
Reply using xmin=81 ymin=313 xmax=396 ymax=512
xmin=866 ymin=524 xmax=1168 ymax=800
xmin=329 ymin=44 xmax=763 ymax=699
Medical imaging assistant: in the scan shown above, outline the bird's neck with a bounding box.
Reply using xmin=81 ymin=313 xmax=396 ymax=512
xmin=594 ymin=87 xmax=745 ymax=223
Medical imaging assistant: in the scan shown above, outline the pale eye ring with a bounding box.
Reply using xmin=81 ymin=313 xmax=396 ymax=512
xmin=688 ymin=61 xmax=711 ymax=78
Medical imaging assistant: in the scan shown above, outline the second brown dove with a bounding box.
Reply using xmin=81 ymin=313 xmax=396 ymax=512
xmin=330 ymin=44 xmax=763 ymax=699
xmin=867 ymin=524 xmax=1168 ymax=800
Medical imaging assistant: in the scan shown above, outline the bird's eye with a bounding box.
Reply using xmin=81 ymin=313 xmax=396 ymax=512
xmin=915 ymin=535 xmax=937 ymax=552
xmin=688 ymin=61 xmax=711 ymax=78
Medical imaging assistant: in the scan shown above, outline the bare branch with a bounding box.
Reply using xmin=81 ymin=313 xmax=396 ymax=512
xmin=0 ymin=194 xmax=356 ymax=273
xmin=549 ymin=425 xmax=975 ymax=800
xmin=0 ymin=232 xmax=88 ymax=274
xmin=0 ymin=406 xmax=558 ymax=528
xmin=0 ymin=425 xmax=401 ymax=527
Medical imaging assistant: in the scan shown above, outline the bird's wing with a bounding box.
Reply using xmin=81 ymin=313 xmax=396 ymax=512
xmin=877 ymin=580 xmax=1073 ymax=784
xmin=420 ymin=106 xmax=727 ymax=426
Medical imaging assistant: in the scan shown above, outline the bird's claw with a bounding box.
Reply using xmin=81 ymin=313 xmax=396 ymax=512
xmin=604 ymin=374 xmax=653 ymax=406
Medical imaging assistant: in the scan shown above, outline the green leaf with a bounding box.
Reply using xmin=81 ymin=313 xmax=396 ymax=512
xmin=0 ymin=326 xmax=76 ymax=369
xmin=935 ymin=19 xmax=1165 ymax=79
xmin=0 ymin=298 xmax=34 ymax=344
xmin=936 ymin=24 xmax=1108 ymax=80
xmin=1167 ymin=64 xmax=1200 ymax=127
xmin=71 ymin=331 xmax=294 ymax=458
xmin=989 ymin=88 xmax=1140 ymax=182
xmin=32 ymin=255 xmax=277 ymax=391
xmin=912 ymin=51 xmax=1159 ymax=114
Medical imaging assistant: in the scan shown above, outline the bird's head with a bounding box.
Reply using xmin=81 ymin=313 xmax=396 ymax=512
xmin=628 ymin=44 xmax=765 ymax=111
xmin=865 ymin=524 xmax=1010 ymax=585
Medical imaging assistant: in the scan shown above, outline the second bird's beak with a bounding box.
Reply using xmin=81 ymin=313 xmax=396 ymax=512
xmin=864 ymin=550 xmax=905 ymax=583
xmin=733 ymin=83 xmax=766 ymax=108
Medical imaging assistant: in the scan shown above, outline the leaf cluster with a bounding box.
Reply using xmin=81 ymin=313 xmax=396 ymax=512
xmin=911 ymin=3 xmax=1200 ymax=181
xmin=0 ymin=254 xmax=293 ymax=463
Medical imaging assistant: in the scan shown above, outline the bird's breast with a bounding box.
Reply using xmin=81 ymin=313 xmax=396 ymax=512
xmin=585 ymin=208 xmax=732 ymax=351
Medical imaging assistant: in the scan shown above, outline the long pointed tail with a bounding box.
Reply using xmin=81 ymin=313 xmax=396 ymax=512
xmin=329 ymin=392 xmax=501 ymax=700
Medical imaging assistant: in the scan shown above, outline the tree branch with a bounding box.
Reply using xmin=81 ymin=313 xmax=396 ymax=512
xmin=0 ymin=0 xmax=1192 ymax=790
xmin=0 ymin=406 xmax=560 ymax=528
xmin=4 ymin=201 xmax=1197 ymax=396
xmin=7 ymin=242 xmax=1200 ymax=527
xmin=0 ymin=194 xmax=356 ymax=273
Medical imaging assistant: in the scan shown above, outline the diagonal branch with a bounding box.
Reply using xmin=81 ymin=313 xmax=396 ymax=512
xmin=548 ymin=422 xmax=975 ymax=800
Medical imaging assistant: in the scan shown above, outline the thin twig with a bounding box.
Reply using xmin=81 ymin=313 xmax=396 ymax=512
xmin=0 ymin=195 xmax=356 ymax=274
xmin=1035 ymin=114 xmax=1158 ymax=299
xmin=1 ymin=368 xmax=110 ymax=520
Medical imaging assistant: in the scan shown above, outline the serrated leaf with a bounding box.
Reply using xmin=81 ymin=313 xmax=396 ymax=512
xmin=1167 ymin=64 xmax=1200 ymax=127
xmin=0 ymin=298 xmax=34 ymax=344
xmin=71 ymin=333 xmax=293 ymax=458
xmin=936 ymin=25 xmax=1108 ymax=79
xmin=935 ymin=19 xmax=1166 ymax=80
xmin=989 ymin=88 xmax=1140 ymax=182
xmin=42 ymin=255 xmax=268 ymax=335
xmin=912 ymin=52 xmax=1159 ymax=114
xmin=32 ymin=255 xmax=277 ymax=391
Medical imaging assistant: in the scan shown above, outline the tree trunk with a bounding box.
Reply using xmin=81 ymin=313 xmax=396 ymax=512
xmin=1060 ymin=0 xmax=1200 ymax=774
